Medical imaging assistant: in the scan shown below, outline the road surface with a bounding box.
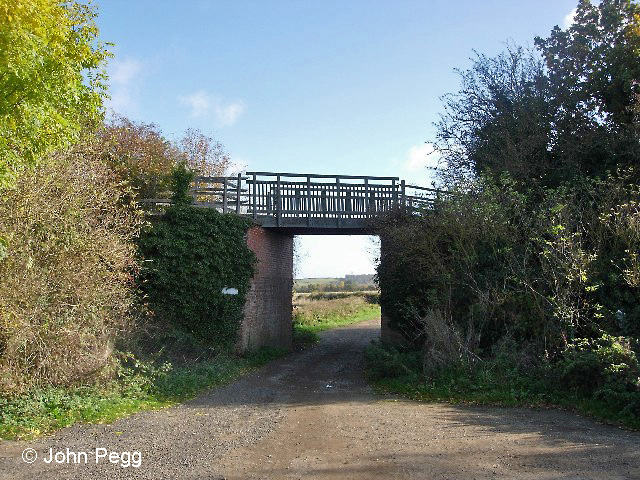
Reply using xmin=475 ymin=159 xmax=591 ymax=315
xmin=1 ymin=318 xmax=639 ymax=479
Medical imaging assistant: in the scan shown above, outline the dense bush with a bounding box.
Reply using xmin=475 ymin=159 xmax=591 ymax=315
xmin=376 ymin=172 xmax=640 ymax=415
xmin=137 ymin=204 xmax=256 ymax=348
xmin=0 ymin=147 xmax=143 ymax=393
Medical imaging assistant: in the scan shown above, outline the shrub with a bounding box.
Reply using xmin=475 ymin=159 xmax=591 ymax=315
xmin=137 ymin=205 xmax=256 ymax=347
xmin=559 ymin=334 xmax=640 ymax=394
xmin=375 ymin=171 xmax=640 ymax=421
xmin=0 ymin=146 xmax=143 ymax=393
xmin=377 ymin=172 xmax=640 ymax=357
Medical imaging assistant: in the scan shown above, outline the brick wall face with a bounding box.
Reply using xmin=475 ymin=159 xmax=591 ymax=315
xmin=238 ymin=226 xmax=293 ymax=352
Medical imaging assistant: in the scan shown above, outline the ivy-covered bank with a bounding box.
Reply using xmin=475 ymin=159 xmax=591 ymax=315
xmin=138 ymin=205 xmax=256 ymax=347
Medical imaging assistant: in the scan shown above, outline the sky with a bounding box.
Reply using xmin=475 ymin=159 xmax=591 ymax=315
xmin=96 ymin=0 xmax=580 ymax=278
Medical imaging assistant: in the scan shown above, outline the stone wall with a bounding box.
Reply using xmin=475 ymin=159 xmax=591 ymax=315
xmin=238 ymin=226 xmax=294 ymax=352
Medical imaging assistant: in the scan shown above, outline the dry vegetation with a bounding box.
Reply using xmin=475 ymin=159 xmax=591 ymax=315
xmin=0 ymin=146 xmax=143 ymax=393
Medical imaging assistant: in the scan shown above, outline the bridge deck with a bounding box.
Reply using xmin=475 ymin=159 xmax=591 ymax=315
xmin=143 ymin=171 xmax=440 ymax=230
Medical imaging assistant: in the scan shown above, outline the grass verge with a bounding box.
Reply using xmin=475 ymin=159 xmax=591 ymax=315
xmin=0 ymin=347 xmax=285 ymax=440
xmin=365 ymin=342 xmax=640 ymax=431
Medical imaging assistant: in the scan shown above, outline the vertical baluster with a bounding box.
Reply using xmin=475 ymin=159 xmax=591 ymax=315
xmin=252 ymin=173 xmax=257 ymax=219
xmin=276 ymin=175 xmax=281 ymax=227
xmin=392 ymin=178 xmax=397 ymax=209
xmin=321 ymin=188 xmax=327 ymax=217
xmin=223 ymin=177 xmax=228 ymax=213
xmin=364 ymin=178 xmax=370 ymax=216
xmin=336 ymin=177 xmax=341 ymax=227
xmin=306 ymin=176 xmax=311 ymax=227
xmin=236 ymin=173 xmax=242 ymax=214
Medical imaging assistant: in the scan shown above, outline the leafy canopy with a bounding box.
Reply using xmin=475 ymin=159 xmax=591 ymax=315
xmin=434 ymin=0 xmax=640 ymax=187
xmin=0 ymin=0 xmax=111 ymax=189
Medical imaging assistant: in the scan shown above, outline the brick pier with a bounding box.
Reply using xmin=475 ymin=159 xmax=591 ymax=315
xmin=238 ymin=226 xmax=294 ymax=352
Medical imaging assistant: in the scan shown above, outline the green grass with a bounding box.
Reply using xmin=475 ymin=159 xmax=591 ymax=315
xmin=0 ymin=347 xmax=285 ymax=440
xmin=366 ymin=343 xmax=640 ymax=431
xmin=293 ymin=295 xmax=380 ymax=348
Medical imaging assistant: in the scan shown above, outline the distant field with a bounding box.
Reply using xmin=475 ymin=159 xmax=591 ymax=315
xmin=294 ymin=278 xmax=342 ymax=287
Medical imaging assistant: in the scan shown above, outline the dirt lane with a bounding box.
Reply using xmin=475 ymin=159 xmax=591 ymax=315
xmin=1 ymin=318 xmax=639 ymax=479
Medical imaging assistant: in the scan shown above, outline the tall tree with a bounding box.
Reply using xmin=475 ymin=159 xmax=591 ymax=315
xmin=535 ymin=0 xmax=640 ymax=178
xmin=180 ymin=128 xmax=230 ymax=177
xmin=96 ymin=115 xmax=180 ymax=200
xmin=434 ymin=45 xmax=552 ymax=186
xmin=434 ymin=0 xmax=640 ymax=187
xmin=0 ymin=0 xmax=110 ymax=189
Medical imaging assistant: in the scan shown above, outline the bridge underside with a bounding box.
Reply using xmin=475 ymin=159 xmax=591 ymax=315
xmin=256 ymin=217 xmax=375 ymax=235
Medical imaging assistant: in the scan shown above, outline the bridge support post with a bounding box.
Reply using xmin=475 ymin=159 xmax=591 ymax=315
xmin=238 ymin=226 xmax=293 ymax=352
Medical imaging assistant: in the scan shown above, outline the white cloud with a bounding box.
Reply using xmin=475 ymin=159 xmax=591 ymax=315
xmin=404 ymin=143 xmax=440 ymax=172
xmin=563 ymin=7 xmax=577 ymax=28
xmin=106 ymin=57 xmax=143 ymax=115
xmin=110 ymin=58 xmax=142 ymax=85
xmin=179 ymin=90 xmax=246 ymax=127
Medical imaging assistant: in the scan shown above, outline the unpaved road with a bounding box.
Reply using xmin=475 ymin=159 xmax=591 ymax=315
xmin=1 ymin=318 xmax=639 ymax=479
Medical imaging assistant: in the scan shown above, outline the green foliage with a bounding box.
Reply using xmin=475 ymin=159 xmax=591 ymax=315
xmin=0 ymin=0 xmax=111 ymax=189
xmin=170 ymin=162 xmax=195 ymax=206
xmin=435 ymin=44 xmax=552 ymax=185
xmin=138 ymin=205 xmax=255 ymax=347
xmin=376 ymin=172 xmax=640 ymax=423
xmin=534 ymin=0 xmax=640 ymax=179
xmin=379 ymin=5 xmax=640 ymax=425
xmin=435 ymin=0 xmax=640 ymax=187
xmin=366 ymin=342 xmax=640 ymax=430
xmin=559 ymin=334 xmax=640 ymax=395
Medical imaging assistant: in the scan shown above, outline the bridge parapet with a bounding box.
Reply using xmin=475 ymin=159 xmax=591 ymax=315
xmin=142 ymin=171 xmax=442 ymax=230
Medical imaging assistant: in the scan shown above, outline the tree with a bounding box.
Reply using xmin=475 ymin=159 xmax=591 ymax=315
xmin=180 ymin=128 xmax=230 ymax=177
xmin=0 ymin=0 xmax=110 ymax=190
xmin=434 ymin=0 xmax=640 ymax=187
xmin=96 ymin=115 xmax=181 ymax=200
xmin=535 ymin=0 xmax=640 ymax=179
xmin=434 ymin=45 xmax=553 ymax=186
xmin=95 ymin=116 xmax=233 ymax=201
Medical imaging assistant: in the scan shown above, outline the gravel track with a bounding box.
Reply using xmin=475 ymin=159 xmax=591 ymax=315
xmin=1 ymin=318 xmax=639 ymax=479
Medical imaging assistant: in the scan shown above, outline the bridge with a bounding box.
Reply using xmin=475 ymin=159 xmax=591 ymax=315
xmin=142 ymin=171 xmax=442 ymax=351
xmin=144 ymin=171 xmax=441 ymax=233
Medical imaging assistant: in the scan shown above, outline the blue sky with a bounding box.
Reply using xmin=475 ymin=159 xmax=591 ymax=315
xmin=97 ymin=0 xmax=579 ymax=278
